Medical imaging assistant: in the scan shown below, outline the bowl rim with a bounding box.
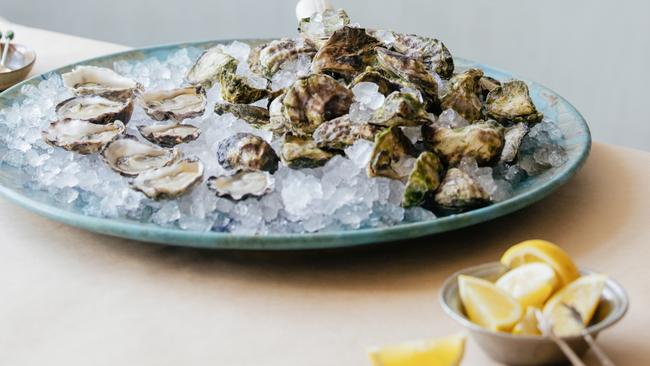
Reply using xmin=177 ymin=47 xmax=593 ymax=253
xmin=0 ymin=43 xmax=37 ymax=76
xmin=439 ymin=261 xmax=629 ymax=341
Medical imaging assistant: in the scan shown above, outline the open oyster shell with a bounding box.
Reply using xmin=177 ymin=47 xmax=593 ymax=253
xmin=403 ymin=151 xmax=444 ymax=208
xmin=137 ymin=122 xmax=200 ymax=148
xmin=100 ymin=137 xmax=181 ymax=176
xmin=311 ymin=27 xmax=381 ymax=80
xmin=423 ymin=120 xmax=505 ymax=166
xmin=56 ymin=95 xmax=134 ymax=125
xmin=42 ymin=119 xmax=125 ymax=155
xmin=485 ymin=80 xmax=543 ymax=124
xmin=249 ymin=39 xmax=316 ymax=78
xmin=370 ymin=92 xmax=431 ymax=127
xmin=392 ymin=33 xmax=454 ymax=79
xmin=367 ymin=126 xmax=417 ymax=180
xmin=434 ymin=167 xmax=490 ymax=214
xmin=131 ymin=158 xmax=204 ymax=200
xmin=216 ymin=133 xmax=279 ymax=173
xmin=312 ymin=114 xmax=379 ymax=150
xmin=214 ymin=102 xmax=270 ymax=129
xmin=207 ymin=170 xmax=275 ymax=201
xmin=298 ymin=9 xmax=351 ymax=49
xmin=140 ymin=86 xmax=206 ymax=121
xmin=500 ymin=122 xmax=529 ymax=163
xmin=280 ymin=134 xmax=335 ymax=169
xmin=441 ymin=68 xmax=484 ymax=122
xmin=186 ymin=46 xmax=238 ymax=88
xmin=62 ymin=65 xmax=142 ymax=100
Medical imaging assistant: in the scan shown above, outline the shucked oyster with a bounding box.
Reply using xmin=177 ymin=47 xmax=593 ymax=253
xmin=298 ymin=9 xmax=351 ymax=49
xmin=249 ymin=39 xmax=316 ymax=78
xmin=42 ymin=119 xmax=125 ymax=155
xmin=311 ymin=27 xmax=381 ymax=80
xmin=441 ymin=68 xmax=484 ymax=122
xmin=349 ymin=67 xmax=402 ymax=96
xmin=207 ymin=170 xmax=275 ymax=201
xmin=312 ymin=114 xmax=379 ymax=150
xmin=214 ymin=102 xmax=270 ymax=128
xmin=434 ymin=167 xmax=490 ymax=214
xmin=62 ymin=65 xmax=142 ymax=100
xmin=216 ymin=133 xmax=279 ymax=173
xmin=402 ymin=151 xmax=444 ymax=208
xmin=101 ymin=137 xmax=181 ymax=176
xmin=370 ymin=92 xmax=431 ymax=127
xmin=423 ymin=120 xmax=505 ymax=166
xmin=186 ymin=46 xmax=238 ymax=88
xmin=367 ymin=126 xmax=417 ymax=180
xmin=137 ymin=123 xmax=200 ymax=148
xmin=485 ymin=80 xmax=543 ymax=124
xmin=392 ymin=33 xmax=454 ymax=79
xmin=56 ymin=95 xmax=134 ymax=125
xmin=131 ymin=158 xmax=204 ymax=200
xmin=140 ymin=86 xmax=206 ymax=121
xmin=280 ymin=134 xmax=335 ymax=169
xmin=282 ymin=74 xmax=353 ymax=135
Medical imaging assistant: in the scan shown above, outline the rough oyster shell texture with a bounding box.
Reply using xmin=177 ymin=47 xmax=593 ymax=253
xmin=140 ymin=86 xmax=207 ymax=121
xmin=434 ymin=167 xmax=490 ymax=214
xmin=441 ymin=68 xmax=484 ymax=122
xmin=312 ymin=115 xmax=379 ymax=150
xmin=311 ymin=26 xmax=381 ymax=80
xmin=216 ymin=133 xmax=280 ymax=173
xmin=392 ymin=33 xmax=454 ymax=79
xmin=214 ymin=103 xmax=270 ymax=129
xmin=424 ymin=120 xmax=505 ymax=166
xmin=370 ymin=92 xmax=431 ymax=127
xmin=280 ymin=134 xmax=335 ymax=169
xmin=402 ymin=151 xmax=444 ymax=208
xmin=249 ymin=39 xmax=316 ymax=78
xmin=486 ymin=80 xmax=543 ymax=124
xmin=42 ymin=119 xmax=126 ymax=155
xmin=367 ymin=126 xmax=417 ymax=180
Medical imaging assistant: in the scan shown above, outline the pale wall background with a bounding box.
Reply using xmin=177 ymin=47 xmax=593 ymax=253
xmin=2 ymin=0 xmax=649 ymax=150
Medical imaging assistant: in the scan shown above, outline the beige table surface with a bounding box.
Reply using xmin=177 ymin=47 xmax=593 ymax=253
xmin=1 ymin=19 xmax=649 ymax=366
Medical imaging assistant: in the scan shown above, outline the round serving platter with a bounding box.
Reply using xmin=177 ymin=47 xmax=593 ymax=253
xmin=0 ymin=40 xmax=591 ymax=250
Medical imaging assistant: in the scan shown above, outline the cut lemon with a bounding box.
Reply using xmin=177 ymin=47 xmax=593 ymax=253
xmin=458 ymin=275 xmax=523 ymax=332
xmin=496 ymin=262 xmax=559 ymax=308
xmin=512 ymin=306 xmax=541 ymax=335
xmin=368 ymin=333 xmax=466 ymax=366
xmin=542 ymin=274 xmax=607 ymax=336
xmin=500 ymin=240 xmax=580 ymax=286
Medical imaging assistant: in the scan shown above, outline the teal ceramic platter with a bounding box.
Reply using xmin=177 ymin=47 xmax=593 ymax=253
xmin=0 ymin=40 xmax=591 ymax=250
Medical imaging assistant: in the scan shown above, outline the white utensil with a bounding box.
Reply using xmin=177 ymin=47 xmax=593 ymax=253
xmin=296 ymin=0 xmax=333 ymax=20
xmin=0 ymin=30 xmax=14 ymax=73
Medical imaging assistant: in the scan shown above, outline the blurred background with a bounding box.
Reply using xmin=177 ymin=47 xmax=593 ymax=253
xmin=1 ymin=0 xmax=649 ymax=150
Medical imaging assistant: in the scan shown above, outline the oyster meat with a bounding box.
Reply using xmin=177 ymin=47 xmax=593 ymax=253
xmin=298 ymin=9 xmax=351 ymax=49
xmin=282 ymin=73 xmax=353 ymax=135
xmin=214 ymin=102 xmax=270 ymax=128
xmin=392 ymin=33 xmax=454 ymax=78
xmin=367 ymin=126 xmax=417 ymax=180
xmin=311 ymin=26 xmax=381 ymax=80
xmin=186 ymin=46 xmax=238 ymax=88
xmin=101 ymin=137 xmax=181 ymax=176
xmin=140 ymin=86 xmax=206 ymax=121
xmin=249 ymin=39 xmax=316 ymax=78
xmin=137 ymin=122 xmax=200 ymax=148
xmin=313 ymin=114 xmax=379 ymax=150
xmin=42 ymin=119 xmax=125 ymax=155
xmin=56 ymin=95 xmax=134 ymax=125
xmin=207 ymin=170 xmax=275 ymax=201
xmin=216 ymin=133 xmax=279 ymax=173
xmin=441 ymin=68 xmax=484 ymax=122
xmin=349 ymin=67 xmax=402 ymax=96
xmin=280 ymin=134 xmax=335 ymax=169
xmin=403 ymin=151 xmax=444 ymax=208
xmin=424 ymin=120 xmax=505 ymax=166
xmin=485 ymin=80 xmax=543 ymax=124
xmin=62 ymin=65 xmax=142 ymax=100
xmin=131 ymin=158 xmax=204 ymax=200
xmin=434 ymin=167 xmax=490 ymax=214
xmin=370 ymin=92 xmax=431 ymax=127
xmin=500 ymin=122 xmax=529 ymax=163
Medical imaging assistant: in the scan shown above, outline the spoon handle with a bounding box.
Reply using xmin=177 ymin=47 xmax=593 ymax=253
xmin=549 ymin=332 xmax=588 ymax=366
xmin=1 ymin=30 xmax=14 ymax=66
xmin=583 ymin=332 xmax=616 ymax=366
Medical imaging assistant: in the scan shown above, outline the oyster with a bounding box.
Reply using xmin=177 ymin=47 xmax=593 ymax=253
xmin=131 ymin=158 xmax=204 ymax=200
xmin=186 ymin=46 xmax=238 ymax=88
xmin=280 ymin=134 xmax=335 ymax=169
xmin=298 ymin=9 xmax=351 ymax=49
xmin=311 ymin=27 xmax=381 ymax=80
xmin=62 ymin=65 xmax=142 ymax=100
xmin=140 ymin=86 xmax=206 ymax=121
xmin=392 ymin=33 xmax=454 ymax=78
xmin=367 ymin=126 xmax=417 ymax=180
xmin=370 ymin=92 xmax=431 ymax=127
xmin=216 ymin=133 xmax=279 ymax=173
xmin=137 ymin=123 xmax=200 ymax=148
xmin=220 ymin=70 xmax=270 ymax=104
xmin=214 ymin=102 xmax=270 ymax=128
xmin=500 ymin=122 xmax=529 ymax=163
xmin=282 ymin=74 xmax=353 ymax=135
xmin=249 ymin=39 xmax=316 ymax=78
xmin=478 ymin=76 xmax=501 ymax=99
xmin=55 ymin=95 xmax=134 ymax=125
xmin=434 ymin=167 xmax=490 ymax=214
xmin=423 ymin=120 xmax=505 ymax=166
xmin=42 ymin=119 xmax=125 ymax=155
xmin=485 ymin=80 xmax=543 ymax=124
xmin=268 ymin=93 xmax=290 ymax=134
xmin=441 ymin=68 xmax=484 ymax=122
xmin=402 ymin=151 xmax=444 ymax=208
xmin=349 ymin=67 xmax=402 ymax=96
xmin=100 ymin=137 xmax=181 ymax=176
xmin=312 ymin=114 xmax=379 ymax=150
xmin=207 ymin=170 xmax=275 ymax=201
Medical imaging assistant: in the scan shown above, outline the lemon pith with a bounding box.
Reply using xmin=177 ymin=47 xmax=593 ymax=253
xmin=496 ymin=262 xmax=558 ymax=308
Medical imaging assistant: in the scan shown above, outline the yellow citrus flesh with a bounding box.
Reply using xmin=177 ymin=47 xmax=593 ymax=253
xmin=542 ymin=274 xmax=607 ymax=337
xmin=458 ymin=275 xmax=523 ymax=332
xmin=496 ymin=262 xmax=559 ymax=308
xmin=500 ymin=240 xmax=580 ymax=286
xmin=512 ymin=306 xmax=542 ymax=335
xmin=368 ymin=333 xmax=466 ymax=366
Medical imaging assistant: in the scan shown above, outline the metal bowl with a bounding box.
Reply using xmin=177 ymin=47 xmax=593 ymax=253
xmin=0 ymin=43 xmax=36 ymax=90
xmin=439 ymin=262 xmax=628 ymax=365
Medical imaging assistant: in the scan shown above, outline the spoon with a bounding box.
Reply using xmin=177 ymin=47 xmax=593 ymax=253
xmin=563 ymin=304 xmax=617 ymax=366
xmin=0 ymin=30 xmax=15 ymax=73
xmin=536 ymin=309 xmax=587 ymax=366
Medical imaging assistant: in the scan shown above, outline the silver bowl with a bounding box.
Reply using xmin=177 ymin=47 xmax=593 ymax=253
xmin=439 ymin=262 xmax=628 ymax=365
xmin=0 ymin=43 xmax=36 ymax=90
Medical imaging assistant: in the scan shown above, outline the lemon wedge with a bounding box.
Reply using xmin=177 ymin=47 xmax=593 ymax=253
xmin=496 ymin=262 xmax=559 ymax=308
xmin=368 ymin=333 xmax=466 ymax=366
xmin=500 ymin=240 xmax=580 ymax=286
xmin=458 ymin=275 xmax=523 ymax=332
xmin=542 ymin=274 xmax=607 ymax=336
xmin=512 ymin=306 xmax=541 ymax=335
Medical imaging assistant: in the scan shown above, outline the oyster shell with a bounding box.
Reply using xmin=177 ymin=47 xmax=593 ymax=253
xmin=137 ymin=122 xmax=200 ymax=148
xmin=349 ymin=67 xmax=402 ymax=96
xmin=402 ymin=151 xmax=444 ymax=208
xmin=131 ymin=158 xmax=204 ymax=200
xmin=423 ymin=120 xmax=505 ymax=166
xmin=268 ymin=93 xmax=290 ymax=134
xmin=392 ymin=33 xmax=454 ymax=78
xmin=249 ymin=39 xmax=316 ymax=78
xmin=216 ymin=133 xmax=279 ymax=173
xmin=220 ymin=70 xmax=270 ymax=104
xmin=62 ymin=65 xmax=142 ymax=100
xmin=500 ymin=122 xmax=529 ymax=163
xmin=56 ymin=95 xmax=134 ymax=125
xmin=280 ymin=134 xmax=335 ymax=169
xmin=282 ymin=74 xmax=353 ymax=135
xmin=140 ymin=86 xmax=206 ymax=121
xmin=207 ymin=170 xmax=275 ymax=201
xmin=311 ymin=27 xmax=381 ymax=80
xmin=478 ymin=76 xmax=501 ymax=99
xmin=312 ymin=114 xmax=379 ymax=150
xmin=370 ymin=92 xmax=431 ymax=127
xmin=367 ymin=126 xmax=417 ymax=180
xmin=485 ymin=80 xmax=543 ymax=124
xmin=100 ymin=137 xmax=181 ymax=176
xmin=214 ymin=102 xmax=270 ymax=128
xmin=298 ymin=9 xmax=351 ymax=49
xmin=186 ymin=46 xmax=238 ymax=88
xmin=434 ymin=167 xmax=490 ymax=214
xmin=441 ymin=68 xmax=484 ymax=122
xmin=42 ymin=119 xmax=125 ymax=155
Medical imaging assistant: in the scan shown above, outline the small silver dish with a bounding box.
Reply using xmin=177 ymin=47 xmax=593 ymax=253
xmin=439 ymin=262 xmax=628 ymax=366
xmin=0 ymin=43 xmax=36 ymax=90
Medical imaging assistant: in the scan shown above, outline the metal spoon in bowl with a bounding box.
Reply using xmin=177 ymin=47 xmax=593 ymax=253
xmin=0 ymin=30 xmax=15 ymax=73
xmin=563 ymin=304 xmax=617 ymax=366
